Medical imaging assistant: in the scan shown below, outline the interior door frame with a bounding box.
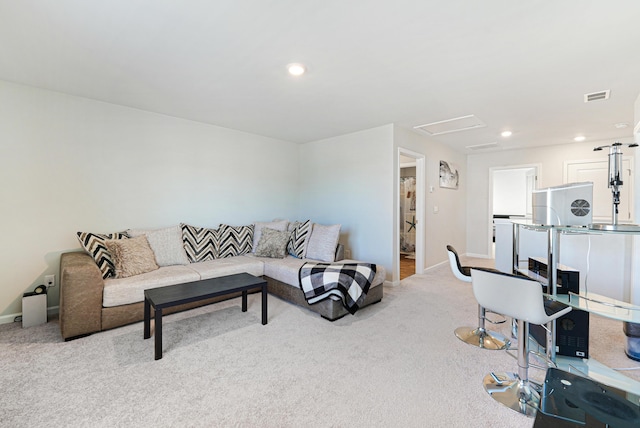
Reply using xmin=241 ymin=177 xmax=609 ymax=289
xmin=397 ymin=148 xmax=425 ymax=281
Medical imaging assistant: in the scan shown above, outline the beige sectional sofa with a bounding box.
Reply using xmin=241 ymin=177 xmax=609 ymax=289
xmin=60 ymin=221 xmax=385 ymax=340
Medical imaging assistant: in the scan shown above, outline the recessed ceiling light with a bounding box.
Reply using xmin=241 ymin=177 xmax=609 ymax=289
xmin=501 ymin=131 xmax=512 ymax=137
xmin=287 ymin=63 xmax=306 ymax=76
xmin=614 ymin=122 xmax=629 ymax=129
xmin=574 ymin=136 xmax=586 ymax=142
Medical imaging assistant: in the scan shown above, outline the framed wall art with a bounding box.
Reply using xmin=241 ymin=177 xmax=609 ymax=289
xmin=439 ymin=160 xmax=459 ymax=189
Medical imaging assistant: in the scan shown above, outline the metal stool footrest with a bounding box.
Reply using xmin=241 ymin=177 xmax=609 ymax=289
xmin=454 ymin=326 xmax=511 ymax=350
xmin=483 ymin=372 xmax=540 ymax=417
xmin=485 ymin=311 xmax=507 ymax=325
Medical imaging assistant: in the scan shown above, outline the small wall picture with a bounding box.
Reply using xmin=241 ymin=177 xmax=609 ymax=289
xmin=439 ymin=160 xmax=459 ymax=189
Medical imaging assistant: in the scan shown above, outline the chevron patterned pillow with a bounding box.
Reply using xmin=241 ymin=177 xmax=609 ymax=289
xmin=181 ymin=223 xmax=220 ymax=262
xmin=218 ymin=224 xmax=254 ymax=258
xmin=287 ymin=219 xmax=311 ymax=258
xmin=76 ymin=231 xmax=129 ymax=279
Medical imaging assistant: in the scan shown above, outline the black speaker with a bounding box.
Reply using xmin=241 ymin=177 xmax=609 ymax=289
xmin=528 ymin=257 xmax=579 ymax=295
xmin=530 ymin=309 xmax=589 ymax=358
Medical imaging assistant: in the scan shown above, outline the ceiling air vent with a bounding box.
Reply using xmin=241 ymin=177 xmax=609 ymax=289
xmin=465 ymin=142 xmax=499 ymax=151
xmin=584 ymin=90 xmax=610 ymax=103
xmin=414 ymin=114 xmax=486 ymax=136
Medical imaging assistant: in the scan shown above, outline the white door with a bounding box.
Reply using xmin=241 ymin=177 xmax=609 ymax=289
xmin=565 ymin=158 xmax=634 ymax=223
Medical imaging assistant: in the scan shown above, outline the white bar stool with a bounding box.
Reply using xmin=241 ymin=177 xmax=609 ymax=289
xmin=471 ymin=268 xmax=572 ymax=417
xmin=446 ymin=245 xmax=510 ymax=350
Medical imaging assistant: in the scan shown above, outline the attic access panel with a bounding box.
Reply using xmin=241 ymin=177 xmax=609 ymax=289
xmin=414 ymin=115 xmax=486 ymax=136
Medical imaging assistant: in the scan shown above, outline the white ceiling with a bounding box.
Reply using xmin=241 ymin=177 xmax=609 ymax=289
xmin=1 ymin=1 xmax=640 ymax=153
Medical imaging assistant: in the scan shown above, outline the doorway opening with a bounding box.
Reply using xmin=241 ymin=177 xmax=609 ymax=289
xmin=398 ymin=149 xmax=425 ymax=281
xmin=400 ymin=167 xmax=416 ymax=278
xmin=489 ymin=164 xmax=539 ymax=257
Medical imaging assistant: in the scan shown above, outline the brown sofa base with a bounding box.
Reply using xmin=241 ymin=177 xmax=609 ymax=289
xmin=63 ymin=289 xmax=261 ymax=341
xmin=95 ymin=277 xmax=383 ymax=336
xmin=102 ymin=290 xmax=259 ymax=330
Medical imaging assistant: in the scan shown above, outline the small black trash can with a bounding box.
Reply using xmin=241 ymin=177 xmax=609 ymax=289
xmin=623 ymin=322 xmax=640 ymax=361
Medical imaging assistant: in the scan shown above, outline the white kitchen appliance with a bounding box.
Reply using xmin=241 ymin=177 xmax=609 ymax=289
xmin=532 ymin=182 xmax=593 ymax=226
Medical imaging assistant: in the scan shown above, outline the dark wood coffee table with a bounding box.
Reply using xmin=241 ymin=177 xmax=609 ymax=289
xmin=143 ymin=273 xmax=267 ymax=360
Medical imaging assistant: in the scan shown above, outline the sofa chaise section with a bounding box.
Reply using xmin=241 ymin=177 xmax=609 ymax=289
xmin=259 ymin=255 xmax=385 ymax=320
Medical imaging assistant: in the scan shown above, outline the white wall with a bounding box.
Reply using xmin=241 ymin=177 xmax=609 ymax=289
xmin=298 ymin=125 xmax=395 ymax=279
xmin=393 ymin=126 xmax=467 ymax=270
xmin=0 ymin=80 xmax=299 ymax=320
xmin=298 ymin=124 xmax=467 ymax=285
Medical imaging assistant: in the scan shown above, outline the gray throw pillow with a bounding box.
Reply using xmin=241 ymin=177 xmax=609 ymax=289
xmin=305 ymin=223 xmax=341 ymax=262
xmin=255 ymin=228 xmax=291 ymax=258
xmin=127 ymin=225 xmax=190 ymax=267
xmin=252 ymin=220 xmax=288 ymax=253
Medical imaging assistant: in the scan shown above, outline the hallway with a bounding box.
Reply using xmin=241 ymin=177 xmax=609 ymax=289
xmin=399 ymin=254 xmax=415 ymax=280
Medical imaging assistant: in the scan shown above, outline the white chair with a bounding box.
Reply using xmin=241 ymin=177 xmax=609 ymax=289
xmin=446 ymin=245 xmax=510 ymax=350
xmin=471 ymin=268 xmax=572 ymax=417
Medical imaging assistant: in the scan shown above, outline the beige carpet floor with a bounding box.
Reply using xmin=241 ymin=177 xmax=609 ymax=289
xmin=1 ymin=256 xmax=639 ymax=427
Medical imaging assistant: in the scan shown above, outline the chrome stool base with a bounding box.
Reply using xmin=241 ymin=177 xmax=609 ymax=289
xmin=482 ymin=372 xmax=539 ymax=417
xmin=454 ymin=327 xmax=511 ymax=350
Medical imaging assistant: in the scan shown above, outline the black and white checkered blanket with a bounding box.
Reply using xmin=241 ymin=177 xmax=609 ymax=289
xmin=299 ymin=262 xmax=377 ymax=315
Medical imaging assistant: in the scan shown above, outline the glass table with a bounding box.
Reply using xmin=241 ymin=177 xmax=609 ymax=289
xmin=509 ymin=220 xmax=640 ymax=400
xmin=535 ymin=368 xmax=640 ymax=427
xmin=555 ymin=292 xmax=640 ymax=325
xmin=551 ymin=291 xmax=640 ymax=401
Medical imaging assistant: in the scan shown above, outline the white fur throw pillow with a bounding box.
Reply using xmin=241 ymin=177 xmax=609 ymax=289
xmin=105 ymin=236 xmax=159 ymax=278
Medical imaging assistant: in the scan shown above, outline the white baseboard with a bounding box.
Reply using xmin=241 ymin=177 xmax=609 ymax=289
xmin=0 ymin=312 xmax=21 ymax=325
xmin=423 ymin=260 xmax=448 ymax=273
xmin=0 ymin=306 xmax=59 ymax=325
xmin=465 ymin=252 xmax=492 ymax=259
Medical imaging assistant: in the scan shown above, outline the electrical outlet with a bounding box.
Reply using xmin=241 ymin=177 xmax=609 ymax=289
xmin=344 ymin=249 xmax=352 ymax=259
xmin=44 ymin=274 xmax=55 ymax=288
